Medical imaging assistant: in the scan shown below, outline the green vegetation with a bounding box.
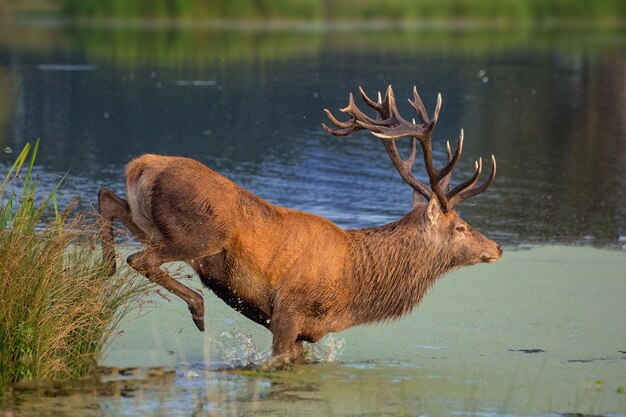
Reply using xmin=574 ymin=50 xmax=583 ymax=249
xmin=59 ymin=0 xmax=626 ymax=22
xmin=0 ymin=142 xmax=150 ymax=391
xmin=62 ymin=0 xmax=322 ymax=20
xmin=5 ymin=0 xmax=626 ymax=22
xmin=55 ymin=26 xmax=621 ymax=67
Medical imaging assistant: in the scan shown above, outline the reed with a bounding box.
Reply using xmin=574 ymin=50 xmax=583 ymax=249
xmin=0 ymin=141 xmax=150 ymax=390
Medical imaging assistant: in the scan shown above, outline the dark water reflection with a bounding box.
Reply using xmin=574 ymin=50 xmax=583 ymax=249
xmin=0 ymin=24 xmax=624 ymax=246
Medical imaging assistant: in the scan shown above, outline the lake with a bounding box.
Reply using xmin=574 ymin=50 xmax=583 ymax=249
xmin=0 ymin=21 xmax=625 ymax=416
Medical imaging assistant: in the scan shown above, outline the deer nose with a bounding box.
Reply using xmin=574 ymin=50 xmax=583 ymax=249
xmin=497 ymin=245 xmax=503 ymax=256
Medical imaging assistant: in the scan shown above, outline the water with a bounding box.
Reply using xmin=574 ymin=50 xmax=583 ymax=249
xmin=1 ymin=22 xmax=626 ymax=416
xmin=1 ymin=24 xmax=625 ymax=246
xmin=4 ymin=246 xmax=626 ymax=416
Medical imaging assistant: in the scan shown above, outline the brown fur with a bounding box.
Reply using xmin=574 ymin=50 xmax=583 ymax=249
xmin=98 ymin=154 xmax=501 ymax=363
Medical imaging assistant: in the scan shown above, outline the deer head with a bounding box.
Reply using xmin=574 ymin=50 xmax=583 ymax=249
xmin=323 ymin=85 xmax=502 ymax=265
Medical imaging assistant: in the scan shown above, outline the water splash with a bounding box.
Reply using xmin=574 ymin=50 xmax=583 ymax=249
xmin=307 ymin=334 xmax=346 ymax=363
xmin=208 ymin=325 xmax=346 ymax=368
xmin=208 ymin=325 xmax=270 ymax=369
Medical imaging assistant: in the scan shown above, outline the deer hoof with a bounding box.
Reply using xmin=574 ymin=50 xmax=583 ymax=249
xmin=188 ymin=301 xmax=205 ymax=332
xmin=192 ymin=315 xmax=205 ymax=332
xmin=259 ymin=355 xmax=294 ymax=372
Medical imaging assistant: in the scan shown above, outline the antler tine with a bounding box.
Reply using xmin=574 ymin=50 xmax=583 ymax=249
xmin=322 ymin=109 xmax=354 ymax=129
xmin=407 ymin=127 xmax=417 ymax=170
xmin=342 ymin=92 xmax=379 ymax=126
xmin=385 ymin=85 xmax=398 ymax=119
xmin=431 ymin=93 xmax=442 ymax=127
xmin=408 ymin=91 xmax=451 ymax=211
xmin=438 ymin=129 xmax=464 ymax=183
xmin=322 ymin=89 xmax=382 ymax=136
xmin=359 ymin=86 xmax=384 ymax=115
xmin=381 ymin=139 xmax=432 ymax=201
xmin=440 ymin=140 xmax=454 ymax=191
xmin=358 ymin=85 xmax=430 ymax=140
xmin=406 ymin=135 xmax=426 ymax=207
xmin=386 ymin=85 xmax=416 ymax=126
xmin=408 ymin=88 xmax=441 ymax=132
xmin=321 ymin=109 xmax=360 ymax=136
xmin=448 ymin=155 xmax=496 ymax=206
xmin=446 ymin=158 xmax=483 ymax=201
xmin=408 ymin=85 xmax=430 ymax=123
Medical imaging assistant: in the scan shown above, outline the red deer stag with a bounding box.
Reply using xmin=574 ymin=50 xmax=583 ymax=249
xmin=98 ymin=85 xmax=501 ymax=364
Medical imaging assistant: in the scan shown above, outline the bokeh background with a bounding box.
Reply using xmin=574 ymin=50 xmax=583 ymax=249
xmin=3 ymin=0 xmax=626 ymax=21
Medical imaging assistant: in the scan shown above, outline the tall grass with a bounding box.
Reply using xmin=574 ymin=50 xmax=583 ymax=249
xmin=0 ymin=141 xmax=150 ymax=390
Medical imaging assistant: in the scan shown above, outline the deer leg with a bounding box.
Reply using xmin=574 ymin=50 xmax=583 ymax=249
xmin=98 ymin=188 xmax=149 ymax=275
xmin=291 ymin=340 xmax=305 ymax=364
xmin=127 ymin=249 xmax=205 ymax=332
xmin=269 ymin=311 xmax=304 ymax=362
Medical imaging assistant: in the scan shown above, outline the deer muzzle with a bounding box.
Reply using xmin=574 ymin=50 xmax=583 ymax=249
xmin=481 ymin=245 xmax=503 ymax=263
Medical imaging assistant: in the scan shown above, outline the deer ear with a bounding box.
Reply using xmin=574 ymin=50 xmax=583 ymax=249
xmin=412 ymin=191 xmax=426 ymax=208
xmin=425 ymin=197 xmax=442 ymax=224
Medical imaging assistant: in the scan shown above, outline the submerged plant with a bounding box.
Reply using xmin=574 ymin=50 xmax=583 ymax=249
xmin=0 ymin=141 xmax=150 ymax=390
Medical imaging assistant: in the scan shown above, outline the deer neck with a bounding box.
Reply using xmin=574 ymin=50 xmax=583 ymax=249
xmin=345 ymin=212 xmax=456 ymax=325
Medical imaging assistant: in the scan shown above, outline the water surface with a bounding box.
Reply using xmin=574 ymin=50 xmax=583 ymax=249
xmin=3 ymin=246 xmax=626 ymax=416
xmin=0 ymin=23 xmax=624 ymax=245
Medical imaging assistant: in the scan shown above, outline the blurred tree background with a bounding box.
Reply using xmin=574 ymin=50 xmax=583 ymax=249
xmin=3 ymin=0 xmax=625 ymax=22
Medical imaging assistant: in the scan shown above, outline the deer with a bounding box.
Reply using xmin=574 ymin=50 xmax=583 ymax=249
xmin=98 ymin=85 xmax=501 ymax=366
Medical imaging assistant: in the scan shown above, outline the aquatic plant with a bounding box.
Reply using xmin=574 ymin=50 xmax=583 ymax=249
xmin=0 ymin=141 xmax=150 ymax=390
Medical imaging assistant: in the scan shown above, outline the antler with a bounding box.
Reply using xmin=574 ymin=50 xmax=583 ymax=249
xmin=322 ymin=85 xmax=496 ymax=212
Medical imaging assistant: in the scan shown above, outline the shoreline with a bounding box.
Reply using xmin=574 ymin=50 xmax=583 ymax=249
xmin=3 ymin=15 xmax=626 ymax=31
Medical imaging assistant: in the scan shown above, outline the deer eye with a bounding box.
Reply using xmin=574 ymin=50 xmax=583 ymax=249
xmin=455 ymin=226 xmax=466 ymax=233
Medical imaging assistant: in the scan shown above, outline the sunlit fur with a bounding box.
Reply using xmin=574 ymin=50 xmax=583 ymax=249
xmin=99 ymin=154 xmax=501 ymax=362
